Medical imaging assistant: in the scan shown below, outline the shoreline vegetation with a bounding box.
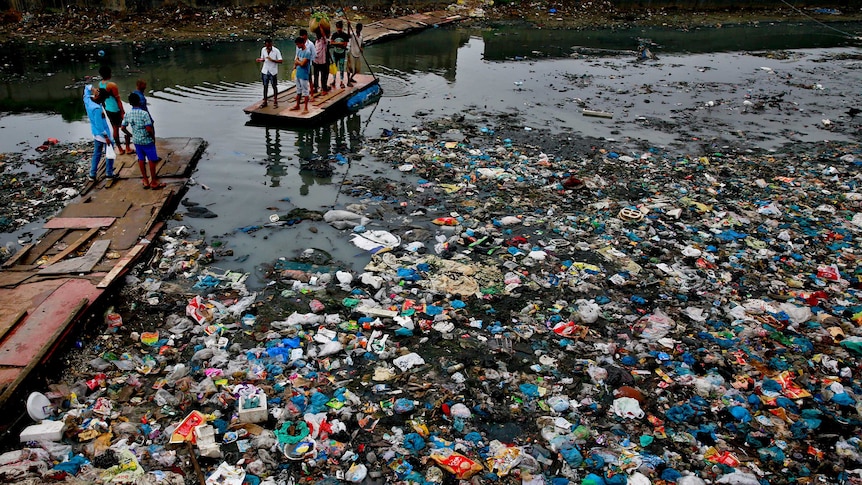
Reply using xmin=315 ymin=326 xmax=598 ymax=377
xmin=0 ymin=2 xmax=860 ymax=45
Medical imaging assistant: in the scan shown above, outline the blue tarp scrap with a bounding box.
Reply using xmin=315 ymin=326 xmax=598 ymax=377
xmin=715 ymin=230 xmax=748 ymax=242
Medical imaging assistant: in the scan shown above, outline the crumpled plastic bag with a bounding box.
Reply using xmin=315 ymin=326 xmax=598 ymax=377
xmin=612 ymin=397 xmax=644 ymax=419
xmin=393 ymin=352 xmax=425 ymax=371
xmin=345 ymin=463 xmax=368 ymax=482
xmin=633 ymin=310 xmax=674 ymax=341
xmin=186 ymin=296 xmax=213 ymax=324
xmin=715 ymin=471 xmax=760 ymax=485
xmin=576 ymin=299 xmax=600 ymax=323
xmin=324 ymin=209 xmax=370 ymax=230
xmin=205 ymin=462 xmax=245 ymax=485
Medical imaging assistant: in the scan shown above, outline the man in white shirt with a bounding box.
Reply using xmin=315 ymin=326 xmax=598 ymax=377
xmin=256 ymin=38 xmax=283 ymax=108
xmin=347 ymin=22 xmax=364 ymax=86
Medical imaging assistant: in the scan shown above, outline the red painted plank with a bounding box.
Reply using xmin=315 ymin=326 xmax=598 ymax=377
xmin=0 ymin=279 xmax=67 ymax=339
xmin=43 ymin=217 xmax=115 ymax=229
xmin=0 ymin=368 xmax=26 ymax=395
xmin=0 ymin=279 xmax=100 ymax=367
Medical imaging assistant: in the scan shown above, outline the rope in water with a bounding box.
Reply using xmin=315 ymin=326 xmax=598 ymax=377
xmin=777 ymin=0 xmax=861 ymax=40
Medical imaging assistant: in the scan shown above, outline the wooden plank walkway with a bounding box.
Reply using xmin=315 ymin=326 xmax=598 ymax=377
xmin=362 ymin=11 xmax=464 ymax=45
xmin=0 ymin=137 xmax=206 ymax=407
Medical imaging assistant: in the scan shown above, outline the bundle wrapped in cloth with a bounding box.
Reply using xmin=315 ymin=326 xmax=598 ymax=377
xmin=309 ymin=12 xmax=331 ymax=37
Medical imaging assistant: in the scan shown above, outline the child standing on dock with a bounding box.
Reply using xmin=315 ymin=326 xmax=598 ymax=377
xmin=132 ymin=79 xmax=151 ymax=115
xmin=329 ymin=20 xmax=350 ymax=89
xmin=122 ymin=92 xmax=165 ymax=189
xmin=291 ymin=36 xmax=314 ymax=113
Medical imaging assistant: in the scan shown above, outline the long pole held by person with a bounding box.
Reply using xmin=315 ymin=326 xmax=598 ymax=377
xmin=343 ymin=9 xmax=376 ymax=80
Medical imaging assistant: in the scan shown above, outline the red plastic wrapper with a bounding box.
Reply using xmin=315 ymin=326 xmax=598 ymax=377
xmin=431 ymin=451 xmax=484 ymax=479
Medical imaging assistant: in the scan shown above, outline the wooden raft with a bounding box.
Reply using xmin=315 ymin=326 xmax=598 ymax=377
xmin=0 ymin=137 xmax=206 ymax=407
xmin=243 ymin=74 xmax=378 ymax=124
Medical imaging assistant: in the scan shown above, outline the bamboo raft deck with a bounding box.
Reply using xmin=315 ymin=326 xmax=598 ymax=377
xmin=0 ymin=137 xmax=206 ymax=407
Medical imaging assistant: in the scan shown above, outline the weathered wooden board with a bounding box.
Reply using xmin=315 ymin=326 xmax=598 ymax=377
xmin=0 ymin=279 xmax=98 ymax=403
xmin=59 ymin=200 xmax=132 ymax=219
xmin=39 ymin=227 xmax=100 ymax=268
xmin=158 ymin=138 xmax=207 ymax=177
xmin=0 ymin=279 xmax=75 ymax=355
xmin=1 ymin=243 xmax=33 ymax=269
xmin=0 ymin=271 xmax=34 ymax=288
xmin=97 ymin=242 xmax=146 ymax=288
xmin=39 ymin=239 xmax=111 ymax=275
xmin=43 ymin=217 xmax=116 ymax=229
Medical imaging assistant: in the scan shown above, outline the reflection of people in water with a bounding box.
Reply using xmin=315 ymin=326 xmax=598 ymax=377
xmin=316 ymin=123 xmax=331 ymax=158
xmin=299 ymin=169 xmax=321 ymax=196
xmin=295 ymin=128 xmax=315 ymax=161
xmin=333 ymin=116 xmax=348 ymax=154
xmin=293 ymin=114 xmax=365 ymax=196
xmin=346 ymin=113 xmax=362 ymax=152
xmin=264 ymin=126 xmax=285 ymax=187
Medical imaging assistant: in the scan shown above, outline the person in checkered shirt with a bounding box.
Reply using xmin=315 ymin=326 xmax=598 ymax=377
xmin=122 ymin=92 xmax=164 ymax=189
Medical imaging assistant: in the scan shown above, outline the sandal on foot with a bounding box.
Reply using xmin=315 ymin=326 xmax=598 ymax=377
xmin=150 ymin=182 xmax=167 ymax=190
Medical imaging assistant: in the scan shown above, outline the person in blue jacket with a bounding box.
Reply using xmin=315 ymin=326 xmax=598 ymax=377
xmin=83 ymin=84 xmax=116 ymax=181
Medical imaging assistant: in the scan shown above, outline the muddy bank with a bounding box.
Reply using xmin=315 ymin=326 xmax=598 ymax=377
xmin=0 ymin=2 xmax=861 ymax=44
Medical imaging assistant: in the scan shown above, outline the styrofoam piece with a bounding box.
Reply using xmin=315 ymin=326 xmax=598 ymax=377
xmin=20 ymin=420 xmax=65 ymax=442
xmin=238 ymin=395 xmax=268 ymax=424
xmin=26 ymin=392 xmax=53 ymax=421
xmin=195 ymin=424 xmax=221 ymax=458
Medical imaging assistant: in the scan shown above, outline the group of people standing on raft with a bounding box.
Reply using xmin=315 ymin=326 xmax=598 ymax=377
xmin=256 ymin=19 xmax=364 ymax=113
xmin=83 ymin=65 xmax=165 ymax=189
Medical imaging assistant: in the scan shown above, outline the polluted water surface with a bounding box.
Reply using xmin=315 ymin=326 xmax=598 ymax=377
xmin=0 ymin=21 xmax=862 ymax=485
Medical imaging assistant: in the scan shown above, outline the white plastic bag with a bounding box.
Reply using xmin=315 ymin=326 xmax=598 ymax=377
xmin=393 ymin=352 xmax=425 ymax=371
